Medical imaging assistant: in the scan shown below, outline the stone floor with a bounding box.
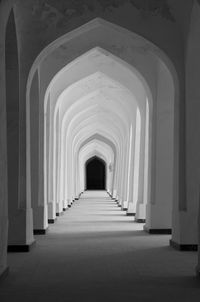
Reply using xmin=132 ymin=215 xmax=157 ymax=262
xmin=0 ymin=191 xmax=200 ymax=301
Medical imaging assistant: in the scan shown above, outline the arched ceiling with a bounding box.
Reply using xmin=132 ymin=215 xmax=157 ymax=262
xmin=45 ymin=48 xmax=149 ymax=114
xmin=79 ymin=140 xmax=113 ymax=167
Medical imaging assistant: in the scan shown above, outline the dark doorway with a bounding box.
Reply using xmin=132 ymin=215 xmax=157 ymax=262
xmin=86 ymin=156 xmax=106 ymax=190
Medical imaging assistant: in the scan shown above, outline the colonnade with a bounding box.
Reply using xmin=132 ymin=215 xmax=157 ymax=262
xmin=0 ymin=0 xmax=200 ymax=279
xmin=28 ymin=43 xmax=175 ymax=236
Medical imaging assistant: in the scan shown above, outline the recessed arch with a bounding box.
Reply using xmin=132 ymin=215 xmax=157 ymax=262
xmin=78 ymin=139 xmax=114 ymax=194
xmin=65 ymin=116 xmax=124 ymax=202
xmin=25 ymin=16 xmax=178 ymax=235
xmin=76 ymin=133 xmax=118 ymax=197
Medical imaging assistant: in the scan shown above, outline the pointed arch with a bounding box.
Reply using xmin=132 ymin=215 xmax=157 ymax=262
xmin=26 ymin=17 xmax=179 ymax=235
xmin=85 ymin=156 xmax=106 ymax=190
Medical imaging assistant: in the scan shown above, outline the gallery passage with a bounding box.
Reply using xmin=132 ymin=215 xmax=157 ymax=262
xmin=2 ymin=0 xmax=200 ymax=283
xmin=26 ymin=18 xmax=176 ymax=237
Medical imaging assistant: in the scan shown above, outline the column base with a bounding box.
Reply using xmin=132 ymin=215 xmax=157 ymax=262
xmin=145 ymin=203 xmax=172 ymax=232
xmin=48 ymin=218 xmax=57 ymax=224
xmin=8 ymin=240 xmax=36 ymax=253
xmin=0 ymin=267 xmax=9 ymax=282
xmin=63 ymin=200 xmax=68 ymax=209
xmin=33 ymin=206 xmax=48 ymax=231
xmin=48 ymin=203 xmax=56 ymax=222
xmin=127 ymin=202 xmax=136 ymax=216
xmin=56 ymin=212 xmax=64 ymax=217
xmin=126 ymin=212 xmax=135 ymax=216
xmin=122 ymin=201 xmax=128 ymax=210
xmin=8 ymin=208 xmax=34 ymax=248
xmin=33 ymin=228 xmax=48 ymax=235
xmin=135 ymin=203 xmax=146 ymax=221
xmin=136 ymin=219 xmax=146 ymax=223
xmin=56 ymin=203 xmax=63 ymax=214
xmin=170 ymin=240 xmax=198 ymax=251
xmin=144 ymin=225 xmax=171 ymax=234
xmin=112 ymin=190 xmax=117 ymax=199
xmin=148 ymin=228 xmax=171 ymax=234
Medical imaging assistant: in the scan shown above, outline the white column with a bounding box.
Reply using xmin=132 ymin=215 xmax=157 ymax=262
xmin=7 ymin=11 xmax=34 ymax=249
xmin=47 ymin=99 xmax=56 ymax=222
xmin=122 ymin=127 xmax=132 ymax=210
xmin=145 ymin=61 xmax=173 ymax=233
xmin=127 ymin=118 xmax=136 ymax=215
xmin=135 ymin=101 xmax=148 ymax=222
xmin=127 ymin=109 xmax=141 ymax=215
xmin=172 ymin=2 xmax=200 ymax=250
xmin=56 ymin=108 xmax=64 ymax=214
xmin=31 ymin=70 xmax=48 ymax=232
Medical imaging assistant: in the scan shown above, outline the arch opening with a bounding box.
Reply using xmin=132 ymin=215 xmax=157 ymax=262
xmin=85 ymin=156 xmax=106 ymax=190
xmin=26 ymin=17 xmax=177 ymax=235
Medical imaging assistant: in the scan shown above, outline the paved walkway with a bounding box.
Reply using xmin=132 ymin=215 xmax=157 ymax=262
xmin=0 ymin=191 xmax=199 ymax=301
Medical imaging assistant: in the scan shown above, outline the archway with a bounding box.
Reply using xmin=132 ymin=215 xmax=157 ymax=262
xmin=26 ymin=18 xmax=177 ymax=236
xmin=86 ymin=157 xmax=106 ymax=190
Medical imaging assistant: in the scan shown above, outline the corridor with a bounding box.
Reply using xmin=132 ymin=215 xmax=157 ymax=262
xmin=0 ymin=191 xmax=199 ymax=302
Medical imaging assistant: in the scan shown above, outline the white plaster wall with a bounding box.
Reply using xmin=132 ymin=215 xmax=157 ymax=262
xmin=173 ymin=0 xmax=200 ymax=246
xmin=146 ymin=60 xmax=174 ymax=229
